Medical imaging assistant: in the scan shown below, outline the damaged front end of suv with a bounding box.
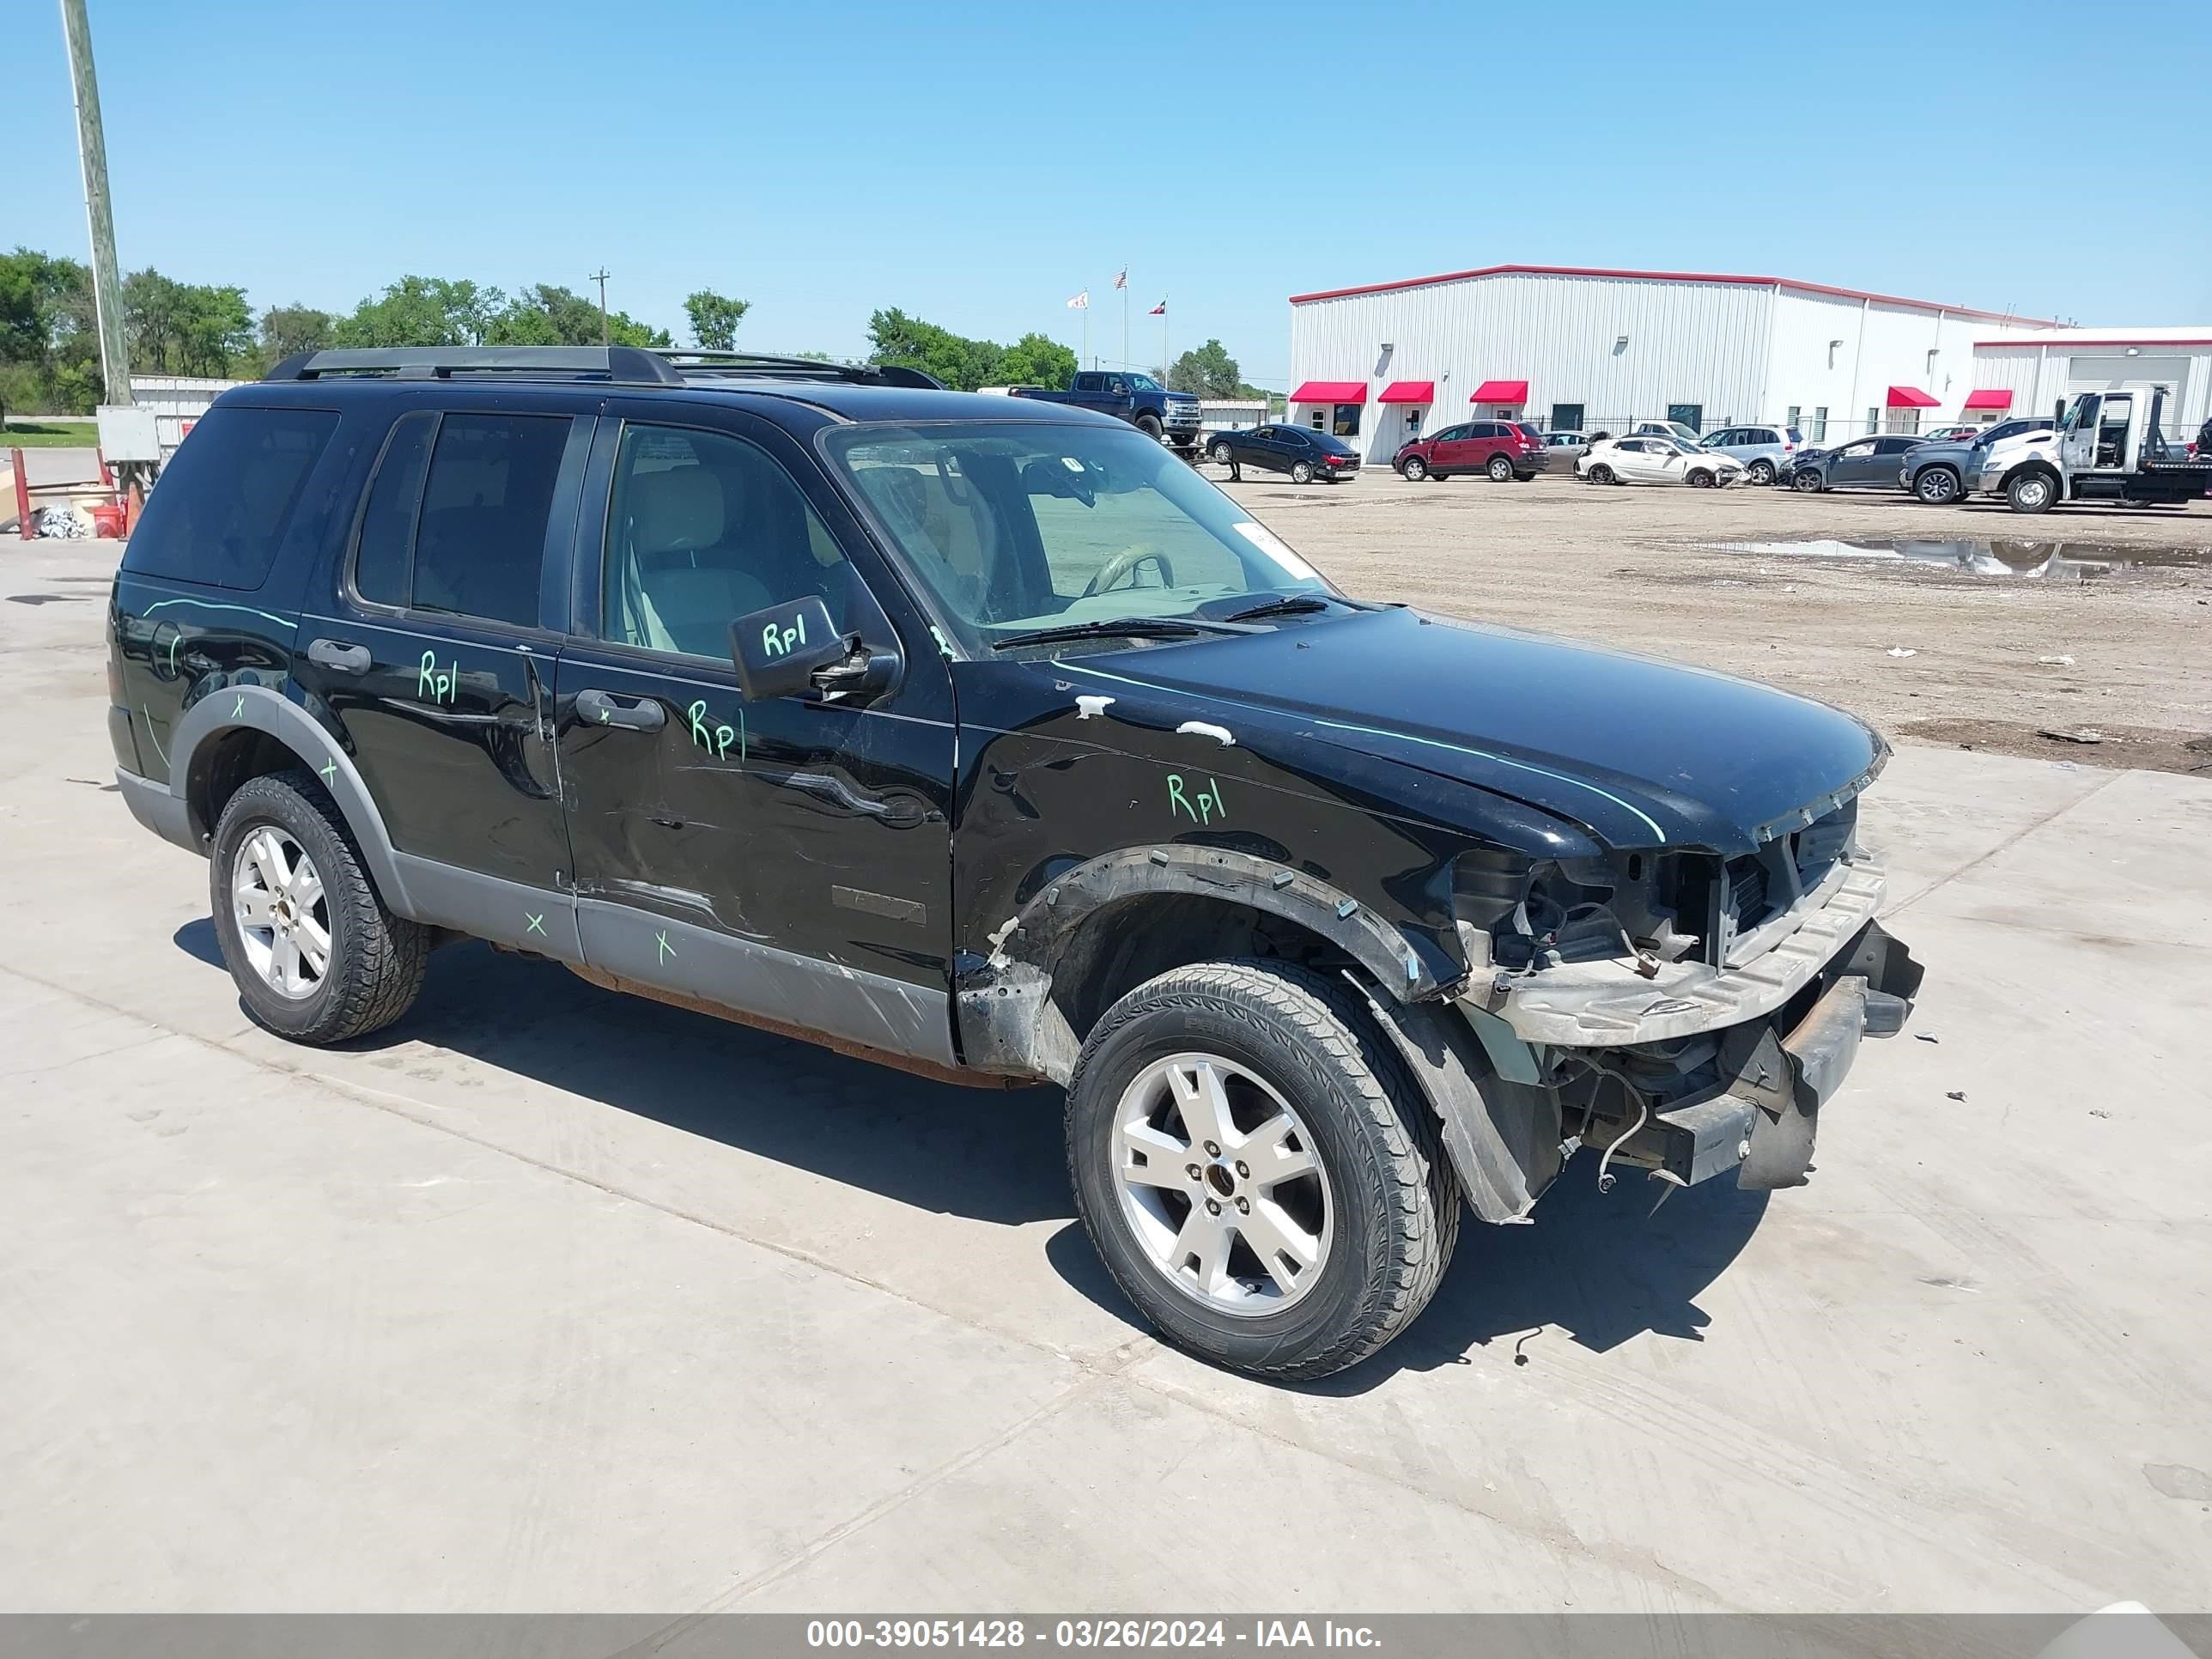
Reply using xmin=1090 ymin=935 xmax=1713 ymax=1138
xmin=1446 ymin=790 xmax=1923 ymax=1206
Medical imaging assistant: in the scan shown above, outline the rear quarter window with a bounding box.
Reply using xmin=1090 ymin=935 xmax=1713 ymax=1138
xmin=121 ymin=404 xmax=341 ymax=591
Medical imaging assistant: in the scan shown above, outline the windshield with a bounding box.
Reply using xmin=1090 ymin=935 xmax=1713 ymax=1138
xmin=825 ymin=421 xmax=1334 ymax=654
xmin=1124 ymin=372 xmax=1164 ymax=392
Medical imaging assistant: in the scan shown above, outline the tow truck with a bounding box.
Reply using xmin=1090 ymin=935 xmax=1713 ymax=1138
xmin=1971 ymin=386 xmax=2212 ymax=513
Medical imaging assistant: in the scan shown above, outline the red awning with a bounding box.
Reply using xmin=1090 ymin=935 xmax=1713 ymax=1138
xmin=1961 ymin=388 xmax=2014 ymax=410
xmin=1290 ymin=380 xmax=1367 ymax=404
xmin=1886 ymin=386 xmax=1941 ymax=409
xmin=1469 ymin=380 xmax=1529 ymax=404
xmin=1377 ymin=380 xmax=1434 ymax=404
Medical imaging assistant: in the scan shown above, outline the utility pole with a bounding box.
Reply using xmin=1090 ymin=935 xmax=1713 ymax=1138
xmin=58 ymin=0 xmax=131 ymax=407
xmin=588 ymin=268 xmax=611 ymax=346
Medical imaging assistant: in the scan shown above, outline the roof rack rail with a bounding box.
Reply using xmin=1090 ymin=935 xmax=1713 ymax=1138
xmin=653 ymin=350 xmax=945 ymax=391
xmin=263 ymin=346 xmax=686 ymax=386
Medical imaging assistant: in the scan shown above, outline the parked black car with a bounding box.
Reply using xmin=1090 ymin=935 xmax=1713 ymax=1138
xmin=1206 ymin=422 xmax=1362 ymax=483
xmin=110 ymin=346 xmax=1918 ymax=1382
xmin=1784 ymin=434 xmax=1928 ymax=493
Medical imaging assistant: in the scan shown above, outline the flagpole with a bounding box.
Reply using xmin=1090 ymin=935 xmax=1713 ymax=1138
xmin=1121 ymin=267 xmax=1128 ymax=372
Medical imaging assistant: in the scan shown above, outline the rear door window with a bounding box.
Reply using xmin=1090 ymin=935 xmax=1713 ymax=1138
xmin=121 ymin=404 xmax=340 ymax=590
xmin=348 ymin=411 xmax=572 ymax=628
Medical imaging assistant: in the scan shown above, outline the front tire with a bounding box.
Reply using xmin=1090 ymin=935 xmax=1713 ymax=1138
xmin=1486 ymin=454 xmax=1514 ymax=483
xmin=1400 ymin=455 xmax=1427 ymax=481
xmin=1914 ymin=466 xmax=1961 ymax=505
xmin=1136 ymin=413 xmax=1165 ymax=441
xmin=210 ymin=769 xmax=429 ymax=1044
xmin=1747 ymin=459 xmax=1776 ymax=485
xmin=1791 ymin=470 xmax=1823 ymax=492
xmin=1290 ymin=460 xmax=1314 ymax=483
xmin=1066 ymin=961 xmax=1460 ymax=1382
xmin=2007 ymin=470 xmax=2057 ymax=514
xmin=1686 ymin=469 xmax=1715 ymax=488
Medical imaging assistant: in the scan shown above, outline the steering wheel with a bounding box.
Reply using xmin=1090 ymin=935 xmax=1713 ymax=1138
xmin=1081 ymin=545 xmax=1175 ymax=598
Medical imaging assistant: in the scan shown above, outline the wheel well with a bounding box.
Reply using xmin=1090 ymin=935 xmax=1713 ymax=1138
xmin=185 ymin=727 xmax=310 ymax=842
xmin=1049 ymin=893 xmax=1358 ymax=1050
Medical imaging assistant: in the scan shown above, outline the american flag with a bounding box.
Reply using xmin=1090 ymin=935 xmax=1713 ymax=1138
xmin=1113 ymin=269 xmax=1127 ymax=289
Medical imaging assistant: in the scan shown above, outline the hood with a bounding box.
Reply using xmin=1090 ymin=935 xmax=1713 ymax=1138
xmin=1057 ymin=608 xmax=1883 ymax=854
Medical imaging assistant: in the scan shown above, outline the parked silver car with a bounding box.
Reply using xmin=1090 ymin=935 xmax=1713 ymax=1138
xmin=1536 ymin=430 xmax=1590 ymax=473
xmin=1699 ymin=422 xmax=1807 ymax=487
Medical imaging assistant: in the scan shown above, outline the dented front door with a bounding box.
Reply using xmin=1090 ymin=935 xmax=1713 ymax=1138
xmin=550 ymin=408 xmax=958 ymax=1055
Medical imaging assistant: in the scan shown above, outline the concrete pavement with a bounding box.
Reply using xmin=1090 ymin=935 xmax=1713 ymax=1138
xmin=2 ymin=538 xmax=2207 ymax=1613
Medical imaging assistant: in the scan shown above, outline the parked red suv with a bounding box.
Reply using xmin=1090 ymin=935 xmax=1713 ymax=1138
xmin=1395 ymin=419 xmax=1544 ymax=483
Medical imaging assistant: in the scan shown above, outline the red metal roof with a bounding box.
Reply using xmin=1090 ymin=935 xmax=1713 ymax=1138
xmin=1961 ymin=389 xmax=2014 ymax=410
xmin=1886 ymin=386 xmax=1941 ymax=409
xmin=1376 ymin=380 xmax=1434 ymax=404
xmin=1974 ymin=337 xmax=2212 ymax=348
xmin=1290 ymin=380 xmax=1366 ymax=404
xmin=1468 ymin=380 xmax=1528 ymax=404
xmin=1285 ymin=263 xmax=2057 ymax=327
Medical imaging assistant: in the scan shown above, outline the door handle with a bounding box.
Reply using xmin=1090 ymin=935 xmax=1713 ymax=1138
xmin=575 ymin=689 xmax=667 ymax=732
xmin=307 ymin=638 xmax=371 ymax=673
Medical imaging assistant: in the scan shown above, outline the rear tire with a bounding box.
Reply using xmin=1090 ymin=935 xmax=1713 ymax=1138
xmin=1486 ymin=454 xmax=1514 ymax=482
xmin=1209 ymin=441 xmax=1233 ymax=465
xmin=1290 ymin=460 xmax=1314 ymax=483
xmin=1586 ymin=465 xmax=1613 ymax=485
xmin=1747 ymin=459 xmax=1776 ymax=485
xmin=1066 ymin=960 xmax=1461 ymax=1382
xmin=210 ymin=769 xmax=429 ymax=1044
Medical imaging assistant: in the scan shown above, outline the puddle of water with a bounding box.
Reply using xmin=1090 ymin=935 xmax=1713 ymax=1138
xmin=1700 ymin=538 xmax=2206 ymax=579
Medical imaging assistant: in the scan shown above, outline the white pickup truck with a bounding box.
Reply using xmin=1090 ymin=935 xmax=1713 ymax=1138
xmin=1969 ymin=386 xmax=2212 ymax=513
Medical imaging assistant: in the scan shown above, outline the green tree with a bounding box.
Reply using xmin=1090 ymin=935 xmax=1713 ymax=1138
xmin=123 ymin=268 xmax=252 ymax=376
xmin=0 ymin=247 xmax=102 ymax=410
xmin=259 ymin=304 xmax=335 ymax=367
xmin=866 ymin=307 xmax=1078 ymax=392
xmin=486 ymin=283 xmax=670 ymax=348
xmin=332 ymin=276 xmax=503 ymax=348
xmin=1166 ymin=338 xmax=1244 ymax=399
xmin=684 ymin=289 xmax=750 ymax=351
xmin=995 ymin=331 xmax=1077 ymax=390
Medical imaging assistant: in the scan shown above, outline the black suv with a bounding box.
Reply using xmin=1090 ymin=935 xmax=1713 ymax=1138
xmin=109 ymin=346 xmax=1920 ymax=1380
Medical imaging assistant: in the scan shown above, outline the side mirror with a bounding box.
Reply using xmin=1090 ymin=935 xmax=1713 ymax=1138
xmin=729 ymin=596 xmax=853 ymax=702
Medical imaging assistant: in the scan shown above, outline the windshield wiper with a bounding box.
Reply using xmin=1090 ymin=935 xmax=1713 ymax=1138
xmin=991 ymin=617 xmax=1224 ymax=652
xmin=1224 ymin=594 xmax=1336 ymax=623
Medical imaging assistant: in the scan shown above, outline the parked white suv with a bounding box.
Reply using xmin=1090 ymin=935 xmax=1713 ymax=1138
xmin=1700 ymin=424 xmax=1806 ymax=487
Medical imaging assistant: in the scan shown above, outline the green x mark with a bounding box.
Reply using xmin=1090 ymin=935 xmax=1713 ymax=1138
xmin=232 ymin=692 xmax=246 ymax=718
xmin=319 ymin=758 xmax=337 ymax=784
xmin=525 ymin=913 xmax=546 ymax=937
xmin=656 ymin=929 xmax=675 ymax=964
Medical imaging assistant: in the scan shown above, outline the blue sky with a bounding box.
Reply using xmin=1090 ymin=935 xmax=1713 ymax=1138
xmin=14 ymin=0 xmax=2211 ymax=389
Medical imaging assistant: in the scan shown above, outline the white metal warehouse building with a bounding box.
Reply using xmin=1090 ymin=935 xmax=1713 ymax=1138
xmin=1960 ymin=327 xmax=2212 ymax=436
xmin=1285 ymin=263 xmax=2063 ymax=465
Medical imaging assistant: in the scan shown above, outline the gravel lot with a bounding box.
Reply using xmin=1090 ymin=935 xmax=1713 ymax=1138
xmin=1218 ymin=469 xmax=2212 ymax=775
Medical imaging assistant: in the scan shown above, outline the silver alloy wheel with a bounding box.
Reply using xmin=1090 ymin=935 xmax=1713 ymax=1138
xmin=1211 ymin=442 xmax=1231 ymax=465
xmin=1402 ymin=456 xmax=1425 ymax=480
xmin=232 ymin=825 xmax=331 ymax=999
xmin=1488 ymin=456 xmax=1513 ymax=481
xmin=1112 ymin=1052 xmax=1334 ymax=1316
xmin=1748 ymin=459 xmax=1774 ymax=484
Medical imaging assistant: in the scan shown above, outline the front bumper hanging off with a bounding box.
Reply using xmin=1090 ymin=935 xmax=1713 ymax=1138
xmin=1650 ymin=918 xmax=1923 ymax=1192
